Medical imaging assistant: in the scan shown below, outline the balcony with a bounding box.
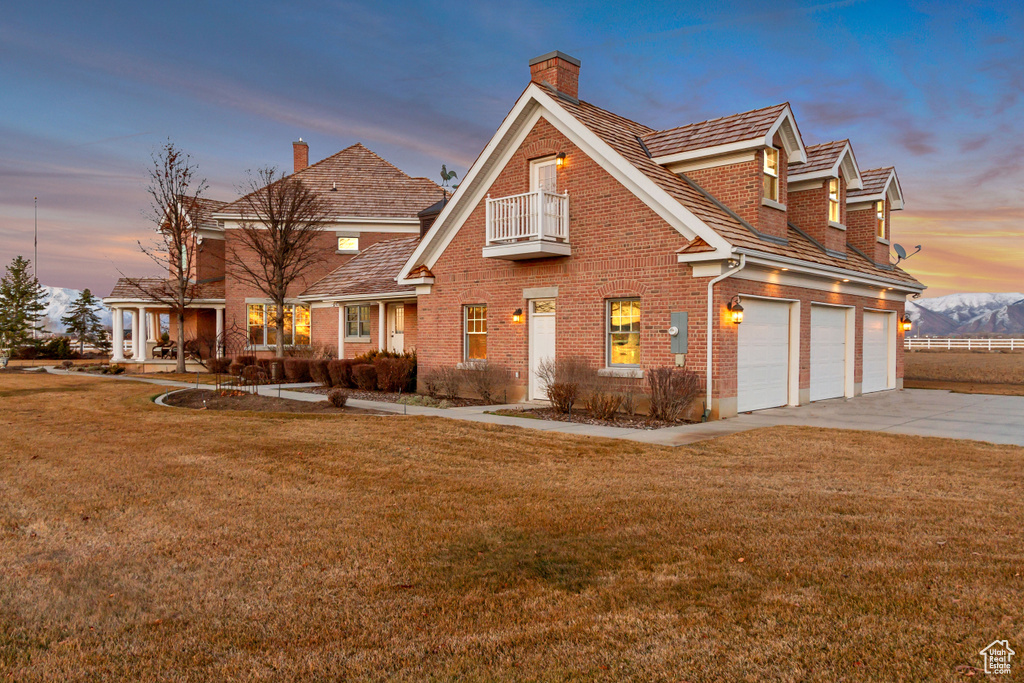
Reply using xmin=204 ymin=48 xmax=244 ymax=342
xmin=483 ymin=190 xmax=571 ymax=260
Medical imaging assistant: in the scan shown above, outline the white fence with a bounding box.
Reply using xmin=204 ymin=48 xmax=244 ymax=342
xmin=485 ymin=190 xmax=569 ymax=244
xmin=905 ymin=337 xmax=1024 ymax=351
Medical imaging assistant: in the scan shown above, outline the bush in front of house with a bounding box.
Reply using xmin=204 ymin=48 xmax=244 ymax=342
xmin=536 ymin=356 xmax=593 ymax=414
xmin=352 ymin=363 xmax=378 ymax=391
xmin=374 ymin=357 xmax=415 ymax=392
xmin=207 ymin=357 xmax=231 ymax=374
xmin=234 ymin=355 xmax=257 ymax=367
xmin=327 ymin=388 xmax=348 ymax=408
xmin=327 ymin=359 xmax=355 ymax=388
xmin=283 ymin=358 xmax=311 ymax=382
xmin=228 ymin=362 xmax=245 ymax=377
xmin=646 ymin=367 xmax=701 ymax=422
xmin=309 ymin=359 xmax=332 ymax=387
xmin=461 ymin=361 xmax=512 ymax=404
xmin=422 ymin=365 xmax=462 ymax=400
xmin=584 ymin=376 xmax=624 ymax=420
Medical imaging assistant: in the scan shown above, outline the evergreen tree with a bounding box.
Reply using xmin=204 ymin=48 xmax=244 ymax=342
xmin=61 ymin=288 xmax=104 ymax=354
xmin=0 ymin=256 xmax=47 ymax=349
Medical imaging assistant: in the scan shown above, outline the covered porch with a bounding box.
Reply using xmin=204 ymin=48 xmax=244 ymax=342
xmin=103 ymin=300 xmax=227 ymax=370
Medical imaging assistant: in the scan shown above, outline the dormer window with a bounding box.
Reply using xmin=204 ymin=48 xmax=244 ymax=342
xmin=337 ymin=236 xmax=359 ymax=253
xmin=828 ymin=178 xmax=841 ymax=223
xmin=763 ymin=148 xmax=779 ymax=201
xmin=876 ymin=201 xmax=885 ymax=239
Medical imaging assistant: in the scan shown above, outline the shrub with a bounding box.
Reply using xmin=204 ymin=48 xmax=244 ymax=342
xmin=234 ymin=355 xmax=256 ymax=367
xmin=109 ymin=364 xmax=125 ymax=375
xmin=374 ymin=357 xmax=414 ymax=392
xmin=207 ymin=357 xmax=231 ymax=374
xmin=309 ymin=359 xmax=332 ymax=387
xmin=584 ymin=377 xmax=624 ymax=420
xmin=619 ymin=389 xmax=640 ymax=417
xmin=423 ymin=365 xmax=461 ymax=399
xmin=260 ymin=357 xmax=287 ymax=382
xmin=59 ymin=359 xmax=75 ymax=369
xmin=328 ymin=359 xmax=355 ymax=388
xmin=461 ymin=362 xmax=512 ymax=404
xmin=241 ymin=365 xmax=268 ymax=384
xmin=327 ymin=388 xmax=348 ymax=408
xmin=283 ymin=358 xmax=311 ymax=382
xmin=228 ymin=362 xmax=245 ymax=377
xmin=646 ymin=367 xmax=701 ymax=422
xmin=352 ymin=363 xmax=378 ymax=391
xmin=536 ymin=357 xmax=593 ymax=414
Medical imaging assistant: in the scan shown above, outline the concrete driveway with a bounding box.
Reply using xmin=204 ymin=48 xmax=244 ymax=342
xmin=636 ymin=389 xmax=1024 ymax=447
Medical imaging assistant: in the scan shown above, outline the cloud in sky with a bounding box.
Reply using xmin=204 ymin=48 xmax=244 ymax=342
xmin=0 ymin=0 xmax=1021 ymax=297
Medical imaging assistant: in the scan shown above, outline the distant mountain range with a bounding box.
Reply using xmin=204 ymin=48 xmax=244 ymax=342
xmin=39 ymin=286 xmax=113 ymax=334
xmin=906 ymin=292 xmax=1024 ymax=337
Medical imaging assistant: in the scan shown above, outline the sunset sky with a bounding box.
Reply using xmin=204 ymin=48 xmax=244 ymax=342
xmin=1 ymin=0 xmax=1021 ymax=298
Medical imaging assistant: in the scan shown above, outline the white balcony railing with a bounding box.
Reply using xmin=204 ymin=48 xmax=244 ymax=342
xmin=486 ymin=190 xmax=569 ymax=245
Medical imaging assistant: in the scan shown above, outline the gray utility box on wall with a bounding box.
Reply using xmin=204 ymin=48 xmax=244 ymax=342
xmin=670 ymin=312 xmax=688 ymax=354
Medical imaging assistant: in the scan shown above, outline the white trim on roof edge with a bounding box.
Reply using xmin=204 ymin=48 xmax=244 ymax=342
xmin=398 ymin=83 xmax=734 ymax=283
xmin=847 ymin=168 xmax=904 ymax=210
xmin=733 ymin=250 xmax=924 ymax=293
xmin=788 ymin=141 xmax=863 ymax=190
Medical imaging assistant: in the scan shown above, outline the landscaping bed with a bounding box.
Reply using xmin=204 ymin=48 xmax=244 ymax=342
xmin=162 ymin=388 xmax=390 ymax=415
xmin=487 ymin=406 xmax=693 ymax=430
xmin=302 ymin=385 xmax=486 ymax=408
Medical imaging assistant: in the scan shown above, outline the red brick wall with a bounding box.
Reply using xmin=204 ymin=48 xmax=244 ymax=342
xmin=687 ymin=133 xmax=789 ymax=239
xmin=310 ymin=305 xmax=338 ymax=356
xmin=788 ymin=169 xmax=846 ymax=253
xmin=847 ymin=198 xmax=891 ymax=264
xmin=196 ymin=237 xmax=225 ymax=283
xmin=404 ymin=303 xmax=418 ymax=352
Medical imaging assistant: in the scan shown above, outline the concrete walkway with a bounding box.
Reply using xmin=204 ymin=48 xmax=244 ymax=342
xmin=43 ymin=368 xmax=1024 ymax=447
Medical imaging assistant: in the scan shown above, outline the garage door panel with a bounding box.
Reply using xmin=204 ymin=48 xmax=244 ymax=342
xmin=810 ymin=306 xmax=847 ymax=401
xmin=863 ymin=311 xmax=892 ymax=393
xmin=737 ymin=299 xmax=791 ymax=412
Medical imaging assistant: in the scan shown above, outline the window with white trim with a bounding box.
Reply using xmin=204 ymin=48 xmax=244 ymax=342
xmin=828 ymin=178 xmax=841 ymax=223
xmin=876 ymin=201 xmax=885 ymax=239
xmin=337 ymin=236 xmax=359 ymax=252
xmin=345 ymin=305 xmax=371 ymax=338
xmin=246 ymin=304 xmax=310 ymax=346
xmin=763 ymin=147 xmax=779 ymax=201
xmin=607 ymin=299 xmax=641 ymax=367
xmin=464 ymin=305 xmax=487 ymax=361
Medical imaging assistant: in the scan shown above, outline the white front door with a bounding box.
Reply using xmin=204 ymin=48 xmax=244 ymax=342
xmin=737 ymin=298 xmax=792 ymax=413
xmin=387 ymin=304 xmax=405 ymax=354
xmin=810 ymin=305 xmax=848 ymax=401
xmin=529 ymin=299 xmax=556 ymax=400
xmin=862 ymin=311 xmax=894 ymax=393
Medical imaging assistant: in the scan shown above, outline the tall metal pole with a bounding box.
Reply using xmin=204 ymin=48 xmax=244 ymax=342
xmin=33 ymin=197 xmax=38 ymax=341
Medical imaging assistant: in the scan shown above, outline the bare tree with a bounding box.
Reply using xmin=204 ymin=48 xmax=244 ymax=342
xmin=121 ymin=141 xmax=208 ymax=373
xmin=225 ymin=167 xmax=331 ymax=358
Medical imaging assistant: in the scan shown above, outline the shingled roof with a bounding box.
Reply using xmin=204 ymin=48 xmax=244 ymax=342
xmin=640 ymin=103 xmax=791 ymax=158
xmin=849 ymin=167 xmax=895 ymax=198
xmin=186 ymin=197 xmax=229 ymax=230
xmin=789 ymin=140 xmax=848 ymax=176
xmin=216 ymin=144 xmax=443 ymax=220
xmin=543 ymin=89 xmax=920 ymax=287
xmin=105 ymin=277 xmax=225 ymax=301
xmin=300 ymin=237 xmax=419 ymax=300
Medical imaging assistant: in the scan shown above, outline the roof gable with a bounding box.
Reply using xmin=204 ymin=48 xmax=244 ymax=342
xmin=300 ymin=236 xmax=419 ymax=300
xmin=216 ymin=143 xmax=443 ymax=220
xmin=788 ymin=140 xmax=862 ymax=189
xmin=848 ymin=167 xmax=904 ymax=209
xmin=641 ymin=103 xmax=807 ymax=165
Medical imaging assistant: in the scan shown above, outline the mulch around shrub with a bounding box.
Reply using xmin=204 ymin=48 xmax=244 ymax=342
xmin=486 ymin=407 xmax=695 ymax=430
xmin=163 ymin=389 xmax=390 ymax=415
xmin=302 ymin=386 xmax=488 ymax=407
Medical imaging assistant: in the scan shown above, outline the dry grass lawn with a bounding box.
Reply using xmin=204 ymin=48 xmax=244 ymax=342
xmin=905 ymin=350 xmax=1024 ymax=395
xmin=1 ymin=372 xmax=1022 ymax=681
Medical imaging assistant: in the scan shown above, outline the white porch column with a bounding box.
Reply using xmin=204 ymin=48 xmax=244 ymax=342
xmin=215 ymin=307 xmax=224 ymax=358
xmin=148 ymin=312 xmax=159 ymax=342
xmin=112 ymin=308 xmax=125 ymax=362
xmin=378 ymin=301 xmax=386 ymax=351
xmin=133 ymin=308 xmax=145 ymax=361
xmin=337 ymin=304 xmax=345 ymax=359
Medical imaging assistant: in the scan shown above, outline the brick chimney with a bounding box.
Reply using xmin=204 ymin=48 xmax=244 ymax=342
xmin=529 ymin=51 xmax=581 ymax=99
xmin=293 ymin=139 xmax=309 ymax=173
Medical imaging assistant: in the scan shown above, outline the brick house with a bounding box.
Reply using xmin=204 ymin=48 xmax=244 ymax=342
xmin=104 ymin=143 xmax=442 ymax=367
xmin=385 ymin=51 xmax=923 ymax=418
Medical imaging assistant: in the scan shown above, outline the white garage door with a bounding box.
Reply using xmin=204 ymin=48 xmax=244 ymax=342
xmin=810 ymin=305 xmax=848 ymax=401
xmin=737 ymin=299 xmax=791 ymax=412
xmin=862 ymin=311 xmax=893 ymax=393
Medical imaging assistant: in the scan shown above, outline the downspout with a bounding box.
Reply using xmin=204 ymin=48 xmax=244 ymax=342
xmin=703 ymin=253 xmax=746 ymax=421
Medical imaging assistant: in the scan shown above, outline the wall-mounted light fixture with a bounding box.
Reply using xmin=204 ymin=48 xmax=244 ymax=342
xmin=556 ymin=151 xmax=567 ymax=168
xmin=901 ymin=315 xmax=913 ymax=332
xmin=727 ymin=295 xmax=744 ymax=325
xmin=512 ymin=307 xmax=523 ymax=323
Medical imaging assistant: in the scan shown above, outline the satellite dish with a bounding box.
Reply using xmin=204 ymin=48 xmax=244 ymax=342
xmin=893 ymin=243 xmax=907 ymax=259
